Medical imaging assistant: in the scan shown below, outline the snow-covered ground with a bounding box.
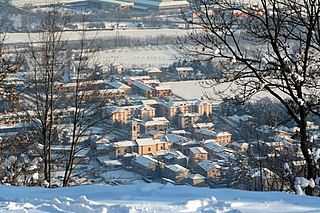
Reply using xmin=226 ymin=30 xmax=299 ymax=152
xmin=4 ymin=29 xmax=190 ymax=44
xmin=95 ymin=45 xmax=183 ymax=68
xmin=1 ymin=183 xmax=320 ymax=212
xmin=164 ymin=80 xmax=287 ymax=102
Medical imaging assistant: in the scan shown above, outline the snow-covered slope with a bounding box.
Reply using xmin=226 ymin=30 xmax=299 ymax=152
xmin=1 ymin=183 xmax=320 ymax=212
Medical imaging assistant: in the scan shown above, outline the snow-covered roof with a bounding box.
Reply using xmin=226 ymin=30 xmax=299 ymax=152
xmin=142 ymin=79 xmax=160 ymax=85
xmin=108 ymin=81 xmax=131 ymax=89
xmin=113 ymin=140 xmax=136 ymax=147
xmin=154 ymin=85 xmax=172 ymax=91
xmin=160 ymin=133 xmax=190 ymax=144
xmin=132 ymin=80 xmax=153 ymax=91
xmin=164 ymin=150 xmax=187 ymax=160
xmin=133 ymin=155 xmax=158 ymax=167
xmin=161 ymin=99 xmax=202 ymax=108
xmin=195 ymin=129 xmax=217 ymax=137
xmin=142 ymin=117 xmax=169 ymax=127
xmin=205 ymin=142 xmax=225 ymax=153
xmin=176 ymin=67 xmax=194 ymax=72
xmin=193 ymin=123 xmax=214 ymax=129
xmin=188 ymin=173 xmax=206 ymax=180
xmin=135 ymin=138 xmax=155 ymax=146
xmin=190 ymin=147 xmax=208 ymax=154
xmin=138 ymin=105 xmax=155 ymax=111
xmin=180 ymin=112 xmax=201 ymax=117
xmin=145 ymin=67 xmax=162 ymax=73
xmin=97 ymin=156 xmax=122 ymax=167
xmin=159 ymin=0 xmax=189 ymax=8
xmin=141 ymin=99 xmax=159 ymax=105
xmin=198 ymin=160 xmax=221 ymax=171
xmin=217 ymin=132 xmax=232 ymax=137
xmin=165 ymin=164 xmax=189 ymax=173
xmin=251 ymin=168 xmax=278 ymax=179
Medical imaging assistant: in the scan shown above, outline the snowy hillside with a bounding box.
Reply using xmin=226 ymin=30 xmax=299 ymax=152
xmin=1 ymin=183 xmax=320 ymax=212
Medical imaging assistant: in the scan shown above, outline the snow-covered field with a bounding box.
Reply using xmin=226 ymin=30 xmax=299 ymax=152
xmin=4 ymin=29 xmax=189 ymax=44
xmin=1 ymin=183 xmax=320 ymax=212
xmin=95 ymin=45 xmax=183 ymax=68
xmin=164 ymin=80 xmax=287 ymax=102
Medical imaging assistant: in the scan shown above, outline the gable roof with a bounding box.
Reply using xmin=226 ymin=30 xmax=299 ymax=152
xmin=198 ymin=160 xmax=221 ymax=171
xmin=189 ymin=147 xmax=208 ymax=154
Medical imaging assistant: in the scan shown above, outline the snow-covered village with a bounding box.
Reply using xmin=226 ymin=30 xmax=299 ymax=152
xmin=1 ymin=0 xmax=320 ymax=212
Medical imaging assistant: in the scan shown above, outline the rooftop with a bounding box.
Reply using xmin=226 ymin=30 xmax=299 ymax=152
xmin=133 ymin=155 xmax=158 ymax=168
xmin=190 ymin=147 xmax=208 ymax=154
xmin=198 ymin=160 xmax=221 ymax=171
xmin=165 ymin=164 xmax=189 ymax=173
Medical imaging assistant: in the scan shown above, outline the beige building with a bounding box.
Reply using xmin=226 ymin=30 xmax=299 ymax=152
xmin=108 ymin=81 xmax=132 ymax=95
xmin=104 ymin=105 xmax=139 ymax=124
xmin=189 ymin=147 xmax=208 ymax=165
xmin=135 ymin=138 xmax=168 ymax=155
xmin=187 ymin=174 xmax=206 ymax=186
xmin=178 ymin=113 xmax=201 ymax=129
xmin=140 ymin=117 xmax=169 ymax=135
xmin=138 ymin=105 xmax=156 ymax=121
xmin=176 ymin=67 xmax=194 ymax=78
xmin=160 ymin=100 xmax=212 ymax=121
xmin=110 ymin=138 xmax=169 ymax=159
xmin=216 ymin=132 xmax=232 ymax=143
xmin=163 ymin=164 xmax=189 ymax=183
xmin=154 ymin=86 xmax=173 ymax=97
xmin=196 ymin=160 xmax=221 ymax=179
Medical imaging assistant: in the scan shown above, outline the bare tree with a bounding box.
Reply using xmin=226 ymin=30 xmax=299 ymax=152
xmin=183 ymin=0 xmax=320 ymax=195
xmin=62 ymin=19 xmax=113 ymax=187
xmin=25 ymin=9 xmax=69 ymax=187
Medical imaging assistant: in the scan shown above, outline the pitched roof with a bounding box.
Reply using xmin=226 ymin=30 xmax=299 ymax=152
xmin=133 ymin=155 xmax=158 ymax=167
xmin=165 ymin=164 xmax=189 ymax=173
xmin=189 ymin=147 xmax=208 ymax=154
xmin=198 ymin=160 xmax=221 ymax=171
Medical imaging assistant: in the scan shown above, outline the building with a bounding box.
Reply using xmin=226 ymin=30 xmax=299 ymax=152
xmin=131 ymin=119 xmax=141 ymax=140
xmin=110 ymin=137 xmax=169 ymax=159
xmin=140 ymin=117 xmax=169 ymax=135
xmin=187 ymin=174 xmax=206 ymax=186
xmin=109 ymin=140 xmax=136 ymax=159
xmin=162 ymin=150 xmax=188 ymax=167
xmin=194 ymin=129 xmax=217 ymax=140
xmin=145 ymin=67 xmax=162 ymax=80
xmin=192 ymin=122 xmax=215 ymax=137
xmin=132 ymin=155 xmax=161 ymax=178
xmin=163 ymin=164 xmax=189 ymax=183
xmin=160 ymin=100 xmax=212 ymax=121
xmin=189 ymin=147 xmax=208 ymax=165
xmin=124 ymin=76 xmax=150 ymax=86
xmin=178 ymin=113 xmax=201 ymax=129
xmin=216 ymin=132 xmax=232 ymax=143
xmin=108 ymin=81 xmax=132 ymax=94
xmin=176 ymin=67 xmax=194 ymax=78
xmin=135 ymin=138 xmax=169 ymax=155
xmin=196 ymin=160 xmax=221 ymax=179
xmin=204 ymin=141 xmax=235 ymax=162
xmin=103 ymin=105 xmax=139 ymax=124
xmin=121 ymin=0 xmax=189 ymax=10
xmin=154 ymin=86 xmax=173 ymax=97
xmin=131 ymin=80 xmax=154 ymax=97
xmin=138 ymin=105 xmax=156 ymax=121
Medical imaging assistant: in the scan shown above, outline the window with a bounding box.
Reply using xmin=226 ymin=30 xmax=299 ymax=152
xmin=148 ymin=147 xmax=151 ymax=151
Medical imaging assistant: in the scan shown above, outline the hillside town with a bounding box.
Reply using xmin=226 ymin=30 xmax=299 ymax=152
xmin=1 ymin=0 xmax=320 ymax=197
